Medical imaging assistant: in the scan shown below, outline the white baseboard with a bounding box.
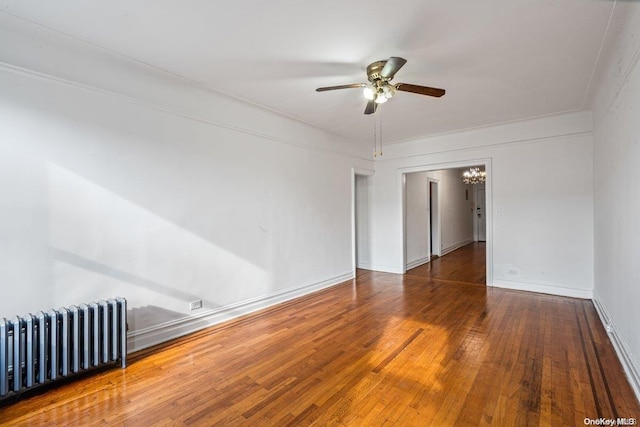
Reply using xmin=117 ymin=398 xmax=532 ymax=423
xmin=127 ymin=272 xmax=353 ymax=352
xmin=441 ymin=238 xmax=474 ymax=257
xmin=491 ymin=279 xmax=593 ymax=299
xmin=592 ymin=293 xmax=640 ymax=403
xmin=369 ymin=264 xmax=405 ymax=274
xmin=356 ymin=262 xmax=372 ymax=270
xmin=406 ymin=256 xmax=430 ymax=270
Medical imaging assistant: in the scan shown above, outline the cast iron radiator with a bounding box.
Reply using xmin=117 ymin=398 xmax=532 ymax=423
xmin=0 ymin=297 xmax=127 ymax=400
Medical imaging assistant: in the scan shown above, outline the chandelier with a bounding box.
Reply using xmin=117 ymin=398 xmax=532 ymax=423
xmin=462 ymin=167 xmax=486 ymax=184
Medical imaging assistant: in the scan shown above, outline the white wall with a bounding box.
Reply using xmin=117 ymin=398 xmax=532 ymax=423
xmin=370 ymin=111 xmax=594 ymax=299
xmin=438 ymin=169 xmax=474 ymax=254
xmin=589 ymin=1 xmax=640 ymax=399
xmin=0 ymin=17 xmax=371 ymax=351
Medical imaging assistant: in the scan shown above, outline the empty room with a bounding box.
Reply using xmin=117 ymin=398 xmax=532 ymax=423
xmin=1 ymin=1 xmax=639 ymax=425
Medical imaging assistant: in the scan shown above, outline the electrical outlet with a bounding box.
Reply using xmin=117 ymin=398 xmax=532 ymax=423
xmin=507 ymin=269 xmax=519 ymax=276
xmin=189 ymin=300 xmax=203 ymax=310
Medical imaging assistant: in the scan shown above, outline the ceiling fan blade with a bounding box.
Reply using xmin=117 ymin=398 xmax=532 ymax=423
xmin=380 ymin=57 xmax=407 ymax=80
xmin=364 ymin=100 xmax=377 ymax=115
xmin=316 ymin=83 xmax=366 ymax=92
xmin=395 ymin=83 xmax=445 ymax=97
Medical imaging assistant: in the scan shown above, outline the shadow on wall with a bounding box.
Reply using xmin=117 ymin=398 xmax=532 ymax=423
xmin=49 ymin=247 xmax=224 ymax=328
xmin=44 ymin=163 xmax=269 ymax=332
xmin=49 ymin=247 xmax=207 ymax=308
xmin=4 ymin=78 xmax=351 ymax=329
xmin=127 ymin=305 xmax=185 ymax=331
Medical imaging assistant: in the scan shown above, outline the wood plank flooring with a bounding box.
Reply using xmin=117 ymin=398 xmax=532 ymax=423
xmin=408 ymin=242 xmax=486 ymax=285
xmin=1 ymin=243 xmax=638 ymax=425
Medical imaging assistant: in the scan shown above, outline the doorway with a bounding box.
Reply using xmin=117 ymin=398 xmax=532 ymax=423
xmin=353 ymin=169 xmax=374 ymax=275
xmin=400 ymin=160 xmax=492 ymax=285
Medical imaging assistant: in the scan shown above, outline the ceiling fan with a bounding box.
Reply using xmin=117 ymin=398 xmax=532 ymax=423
xmin=316 ymin=57 xmax=445 ymax=115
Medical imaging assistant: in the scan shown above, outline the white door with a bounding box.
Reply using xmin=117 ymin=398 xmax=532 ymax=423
xmin=476 ymin=188 xmax=486 ymax=242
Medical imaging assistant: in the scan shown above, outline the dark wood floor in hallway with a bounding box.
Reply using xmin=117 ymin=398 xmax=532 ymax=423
xmin=1 ymin=243 xmax=638 ymax=425
xmin=407 ymin=241 xmax=486 ymax=285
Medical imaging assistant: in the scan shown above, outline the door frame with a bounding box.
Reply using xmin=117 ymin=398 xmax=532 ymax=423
xmin=427 ymin=178 xmax=441 ymax=258
xmin=475 ymin=187 xmax=486 ymax=242
xmin=399 ymin=159 xmax=492 ymax=285
xmin=352 ymin=167 xmax=375 ymax=277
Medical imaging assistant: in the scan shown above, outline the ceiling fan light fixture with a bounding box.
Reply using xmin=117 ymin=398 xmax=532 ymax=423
xmin=382 ymin=85 xmax=396 ymax=99
xmin=363 ymin=85 xmax=375 ymax=100
xmin=374 ymin=93 xmax=388 ymax=104
xmin=314 ymin=56 xmax=446 ymax=115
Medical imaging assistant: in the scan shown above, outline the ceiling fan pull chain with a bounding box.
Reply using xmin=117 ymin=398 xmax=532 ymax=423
xmin=379 ymin=109 xmax=383 ymax=157
xmin=373 ymin=114 xmax=377 ymax=157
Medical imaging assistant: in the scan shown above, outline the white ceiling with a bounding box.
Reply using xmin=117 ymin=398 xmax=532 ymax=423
xmin=0 ymin=0 xmax=615 ymax=145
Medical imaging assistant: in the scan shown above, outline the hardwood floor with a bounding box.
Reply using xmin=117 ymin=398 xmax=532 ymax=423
xmin=1 ymin=243 xmax=638 ymax=425
xmin=409 ymin=242 xmax=486 ymax=285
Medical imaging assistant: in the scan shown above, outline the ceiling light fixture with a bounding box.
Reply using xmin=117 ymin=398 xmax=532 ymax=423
xmin=462 ymin=167 xmax=486 ymax=184
xmin=383 ymin=85 xmax=395 ymax=99
xmin=374 ymin=93 xmax=388 ymax=104
xmin=363 ymin=85 xmax=375 ymax=100
xmin=364 ymin=82 xmax=397 ymax=104
xmin=317 ymin=56 xmax=445 ymax=116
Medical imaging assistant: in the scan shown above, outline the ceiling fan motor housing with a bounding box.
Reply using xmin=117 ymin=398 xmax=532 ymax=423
xmin=366 ymin=60 xmax=390 ymax=82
